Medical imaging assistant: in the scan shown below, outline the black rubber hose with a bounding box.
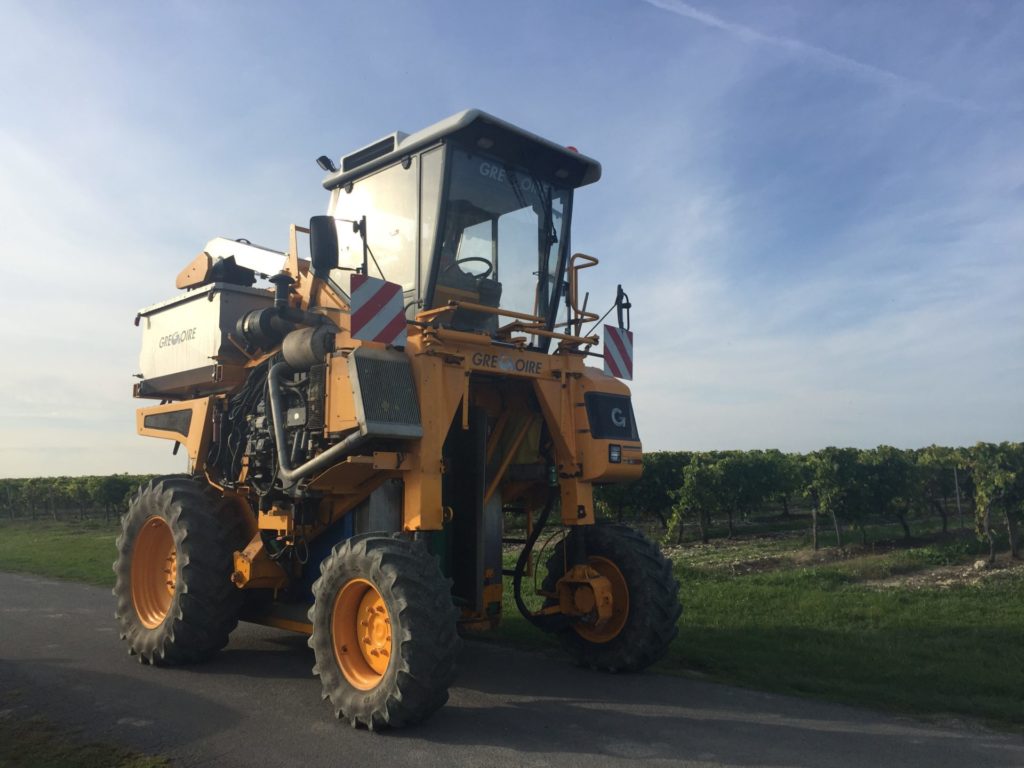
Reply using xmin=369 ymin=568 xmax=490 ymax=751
xmin=267 ymin=362 xmax=366 ymax=486
xmin=512 ymin=486 xmax=569 ymax=632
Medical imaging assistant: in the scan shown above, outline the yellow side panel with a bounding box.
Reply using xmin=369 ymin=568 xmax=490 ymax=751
xmin=325 ymin=354 xmax=359 ymax=435
xmin=402 ymin=338 xmax=466 ymax=531
xmin=577 ymin=369 xmax=643 ymax=484
xmin=136 ymin=397 xmax=216 ymax=473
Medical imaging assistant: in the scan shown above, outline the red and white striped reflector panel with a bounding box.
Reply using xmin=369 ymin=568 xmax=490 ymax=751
xmin=349 ymin=274 xmax=407 ymax=346
xmin=603 ymin=325 xmax=634 ymax=380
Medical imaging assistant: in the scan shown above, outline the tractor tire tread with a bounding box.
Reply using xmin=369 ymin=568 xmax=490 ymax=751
xmin=308 ymin=534 xmax=460 ymax=730
xmin=542 ymin=523 xmax=681 ymax=672
xmin=113 ymin=476 xmax=244 ymax=666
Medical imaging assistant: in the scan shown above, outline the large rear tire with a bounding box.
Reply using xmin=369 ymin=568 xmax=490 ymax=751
xmin=308 ymin=535 xmax=460 ymax=730
xmin=542 ymin=523 xmax=681 ymax=672
xmin=113 ymin=476 xmax=243 ymax=665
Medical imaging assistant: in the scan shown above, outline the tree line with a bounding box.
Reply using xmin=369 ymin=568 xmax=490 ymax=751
xmin=0 ymin=475 xmax=155 ymax=523
xmin=595 ymin=443 xmax=1023 ymax=560
xmin=2 ymin=442 xmax=1021 ymax=560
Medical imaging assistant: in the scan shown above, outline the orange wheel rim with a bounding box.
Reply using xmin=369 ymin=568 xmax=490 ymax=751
xmin=131 ymin=516 xmax=177 ymax=629
xmin=573 ymin=556 xmax=629 ymax=644
xmin=332 ymin=579 xmax=392 ymax=690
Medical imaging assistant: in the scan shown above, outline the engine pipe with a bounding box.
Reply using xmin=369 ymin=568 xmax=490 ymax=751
xmin=268 ymin=273 xmax=331 ymax=328
xmin=236 ymin=274 xmax=335 ymax=351
xmin=269 ymin=273 xmax=293 ymax=311
xmin=266 ymin=361 xmax=366 ymax=487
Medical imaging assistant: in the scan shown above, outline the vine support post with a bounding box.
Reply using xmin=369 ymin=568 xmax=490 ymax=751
xmin=953 ymin=467 xmax=964 ymax=531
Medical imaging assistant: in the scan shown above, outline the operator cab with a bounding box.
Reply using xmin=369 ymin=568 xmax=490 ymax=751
xmin=321 ymin=109 xmax=601 ymax=350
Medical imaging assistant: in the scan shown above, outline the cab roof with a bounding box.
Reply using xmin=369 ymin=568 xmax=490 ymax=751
xmin=321 ymin=109 xmax=602 ymax=191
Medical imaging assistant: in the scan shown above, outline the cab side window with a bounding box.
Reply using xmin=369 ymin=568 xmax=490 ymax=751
xmin=334 ymin=159 xmax=418 ymax=291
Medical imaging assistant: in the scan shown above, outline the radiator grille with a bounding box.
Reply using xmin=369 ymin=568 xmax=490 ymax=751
xmin=350 ymin=348 xmax=422 ymax=439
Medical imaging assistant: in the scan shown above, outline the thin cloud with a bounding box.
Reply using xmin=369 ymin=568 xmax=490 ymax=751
xmin=642 ymin=0 xmax=988 ymax=112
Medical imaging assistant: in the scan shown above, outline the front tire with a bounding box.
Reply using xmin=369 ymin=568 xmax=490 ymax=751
xmin=308 ymin=535 xmax=460 ymax=730
xmin=543 ymin=524 xmax=681 ymax=672
xmin=113 ymin=476 xmax=243 ymax=665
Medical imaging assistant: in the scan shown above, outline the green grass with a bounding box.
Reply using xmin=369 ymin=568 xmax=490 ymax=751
xmin=0 ymin=520 xmax=117 ymax=587
xmin=3 ymin=518 xmax=1022 ymax=731
xmin=669 ymin=561 xmax=1024 ymax=730
xmin=494 ymin=526 xmax=1024 ymax=731
xmin=0 ymin=710 xmax=168 ymax=768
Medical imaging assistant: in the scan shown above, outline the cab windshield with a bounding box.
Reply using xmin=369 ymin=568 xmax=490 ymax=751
xmin=429 ymin=147 xmax=570 ymax=340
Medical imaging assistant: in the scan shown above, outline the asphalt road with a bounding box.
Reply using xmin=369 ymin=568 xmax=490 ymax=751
xmin=1 ymin=572 xmax=1022 ymax=768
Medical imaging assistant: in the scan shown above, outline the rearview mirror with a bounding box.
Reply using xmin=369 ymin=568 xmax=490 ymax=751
xmin=308 ymin=216 xmax=339 ymax=277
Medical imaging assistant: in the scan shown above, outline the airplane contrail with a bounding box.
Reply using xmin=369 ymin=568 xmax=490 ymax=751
xmin=642 ymin=0 xmax=986 ymax=112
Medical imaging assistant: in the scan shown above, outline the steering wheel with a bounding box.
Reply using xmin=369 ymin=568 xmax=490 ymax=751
xmin=446 ymin=257 xmax=493 ymax=279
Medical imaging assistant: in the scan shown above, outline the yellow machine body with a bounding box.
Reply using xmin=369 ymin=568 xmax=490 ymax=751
xmin=133 ymin=109 xmax=645 ymax=632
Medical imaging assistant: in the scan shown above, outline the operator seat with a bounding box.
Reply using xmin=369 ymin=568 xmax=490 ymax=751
xmin=450 ymin=277 xmax=501 ymax=334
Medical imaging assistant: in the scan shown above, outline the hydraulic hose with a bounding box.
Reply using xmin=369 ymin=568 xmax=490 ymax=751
xmin=512 ymin=486 xmax=570 ymax=632
xmin=267 ymin=361 xmax=367 ymax=486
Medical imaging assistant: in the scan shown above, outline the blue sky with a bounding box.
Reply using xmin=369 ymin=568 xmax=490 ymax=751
xmin=1 ymin=0 xmax=1021 ymax=476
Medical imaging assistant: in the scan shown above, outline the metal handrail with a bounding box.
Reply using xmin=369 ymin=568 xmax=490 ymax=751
xmin=416 ymin=301 xmax=598 ymax=347
xmin=567 ymin=252 xmax=600 ymax=336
